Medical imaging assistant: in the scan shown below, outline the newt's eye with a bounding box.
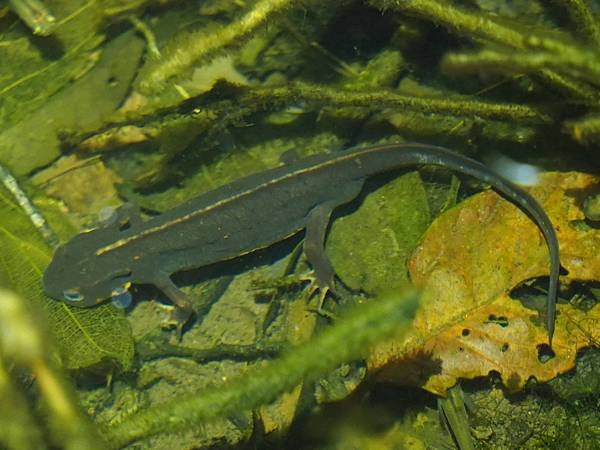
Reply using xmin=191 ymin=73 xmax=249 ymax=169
xmin=111 ymin=285 xmax=132 ymax=309
xmin=63 ymin=289 xmax=83 ymax=302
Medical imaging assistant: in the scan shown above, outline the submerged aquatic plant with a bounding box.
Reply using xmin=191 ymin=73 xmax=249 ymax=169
xmin=137 ymin=0 xmax=295 ymax=94
xmin=0 ymin=290 xmax=103 ymax=449
xmin=2 ymin=0 xmax=600 ymax=448
xmin=105 ymin=290 xmax=419 ymax=447
xmin=370 ymin=0 xmax=600 ymax=142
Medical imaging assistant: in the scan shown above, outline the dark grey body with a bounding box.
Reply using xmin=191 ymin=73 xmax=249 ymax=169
xmin=43 ymin=143 xmax=559 ymax=341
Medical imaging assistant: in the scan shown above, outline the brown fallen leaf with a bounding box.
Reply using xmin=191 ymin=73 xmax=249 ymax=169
xmin=375 ymin=295 xmax=599 ymax=395
xmin=31 ymin=155 xmax=122 ymax=218
xmin=368 ymin=172 xmax=600 ymax=395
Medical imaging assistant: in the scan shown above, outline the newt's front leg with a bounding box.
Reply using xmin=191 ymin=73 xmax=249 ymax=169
xmin=98 ymin=203 xmax=143 ymax=231
xmin=152 ymin=272 xmax=193 ymax=340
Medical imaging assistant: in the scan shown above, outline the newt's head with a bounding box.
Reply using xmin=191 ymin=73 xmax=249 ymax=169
xmin=43 ymin=227 xmax=133 ymax=309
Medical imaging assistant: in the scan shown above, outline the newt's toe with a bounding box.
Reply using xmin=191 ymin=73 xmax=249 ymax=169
xmin=159 ymin=304 xmax=192 ymax=341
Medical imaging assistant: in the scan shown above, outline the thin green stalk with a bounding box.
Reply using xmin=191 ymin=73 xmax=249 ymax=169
xmin=564 ymin=113 xmax=600 ymax=143
xmin=138 ymin=0 xmax=293 ymax=94
xmin=247 ymin=81 xmax=550 ymax=122
xmin=442 ymin=48 xmax=600 ymax=86
xmin=0 ymin=290 xmax=103 ymax=450
xmin=8 ymin=0 xmax=56 ymax=35
xmin=0 ymin=360 xmax=45 ymax=450
xmin=81 ymin=81 xmax=549 ymax=151
xmin=370 ymin=0 xmax=599 ymax=102
xmin=387 ymin=111 xmax=538 ymax=144
xmin=372 ymin=0 xmax=525 ymax=48
xmin=552 ymin=0 xmax=600 ymax=49
xmin=536 ymin=69 xmax=600 ymax=102
xmin=105 ymin=290 xmax=420 ymax=448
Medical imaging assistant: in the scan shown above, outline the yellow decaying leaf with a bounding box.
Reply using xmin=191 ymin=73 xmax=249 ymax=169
xmin=368 ymin=172 xmax=600 ymax=395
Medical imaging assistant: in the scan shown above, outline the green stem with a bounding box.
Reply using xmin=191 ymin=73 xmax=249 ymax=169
xmin=551 ymin=0 xmax=600 ymax=49
xmin=248 ymin=82 xmax=550 ymax=122
xmin=443 ymin=48 xmax=600 ymax=87
xmin=370 ymin=0 xmax=600 ymax=102
xmin=564 ymin=113 xmax=600 ymax=143
xmin=138 ymin=0 xmax=293 ymax=94
xmin=105 ymin=290 xmax=420 ymax=448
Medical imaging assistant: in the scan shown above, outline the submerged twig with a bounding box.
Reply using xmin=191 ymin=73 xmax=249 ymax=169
xmin=0 ymin=163 xmax=58 ymax=247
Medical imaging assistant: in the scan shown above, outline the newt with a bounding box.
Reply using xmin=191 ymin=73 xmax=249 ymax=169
xmin=43 ymin=143 xmax=560 ymax=343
